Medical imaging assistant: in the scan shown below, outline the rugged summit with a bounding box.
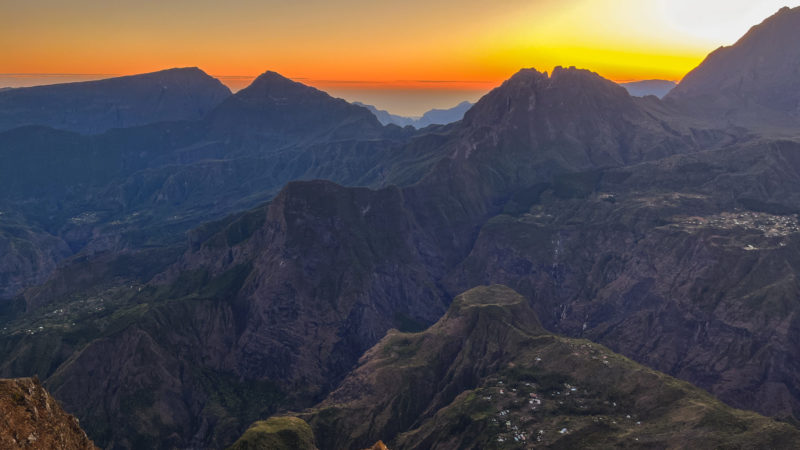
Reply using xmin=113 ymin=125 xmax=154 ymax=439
xmin=0 ymin=377 xmax=97 ymax=449
xmin=0 ymin=68 xmax=231 ymax=134
xmin=294 ymin=285 xmax=800 ymax=449
xmin=665 ymin=6 xmax=800 ymax=125
xmin=208 ymin=71 xmax=384 ymax=141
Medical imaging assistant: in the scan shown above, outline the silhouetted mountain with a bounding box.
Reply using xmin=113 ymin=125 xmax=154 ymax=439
xmin=619 ymin=79 xmax=676 ymax=98
xmin=353 ymin=103 xmax=416 ymax=127
xmin=208 ymin=71 xmax=384 ymax=141
xmin=417 ymin=100 xmax=474 ymax=127
xmin=0 ymin=68 xmax=231 ymax=134
xmin=356 ymin=101 xmax=474 ymax=128
xmin=296 ymin=285 xmax=800 ymax=449
xmin=665 ymin=6 xmax=800 ymax=126
xmin=0 ymin=71 xmax=412 ymax=299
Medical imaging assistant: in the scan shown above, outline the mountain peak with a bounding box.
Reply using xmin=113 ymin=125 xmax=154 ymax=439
xmin=665 ymin=6 xmax=800 ymax=122
xmin=251 ymin=70 xmax=296 ymax=85
xmin=207 ymin=71 xmax=383 ymax=138
xmin=436 ymin=284 xmax=547 ymax=338
xmin=236 ymin=70 xmax=320 ymax=100
xmin=463 ymin=66 xmax=633 ymax=128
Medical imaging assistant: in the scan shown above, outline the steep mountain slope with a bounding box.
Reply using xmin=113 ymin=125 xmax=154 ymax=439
xmin=0 ymin=377 xmax=98 ymax=449
xmin=0 ymin=71 xmax=416 ymax=301
xmin=445 ymin=139 xmax=800 ymax=421
xmin=665 ymin=6 xmax=800 ymax=126
xmin=0 ymin=68 xmax=231 ymax=134
xmin=378 ymin=66 xmax=734 ymax=272
xmin=0 ymin=180 xmax=451 ymax=448
xmin=207 ymin=71 xmax=385 ymax=142
xmin=295 ymin=285 xmax=800 ymax=449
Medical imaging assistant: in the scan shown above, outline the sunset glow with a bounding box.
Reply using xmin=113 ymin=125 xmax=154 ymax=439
xmin=2 ymin=0 xmax=798 ymax=114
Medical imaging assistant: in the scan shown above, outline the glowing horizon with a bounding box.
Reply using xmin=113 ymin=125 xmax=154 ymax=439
xmin=2 ymin=0 xmax=799 ymax=115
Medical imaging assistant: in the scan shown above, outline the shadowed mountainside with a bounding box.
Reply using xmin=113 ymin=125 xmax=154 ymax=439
xmin=665 ymin=6 xmax=800 ymax=128
xmin=0 ymin=71 xmax=420 ymax=301
xmin=296 ymin=285 xmax=800 ymax=449
xmin=0 ymin=68 xmax=231 ymax=134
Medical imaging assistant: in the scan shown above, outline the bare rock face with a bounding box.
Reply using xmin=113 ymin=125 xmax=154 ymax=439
xmin=0 ymin=377 xmax=97 ymax=449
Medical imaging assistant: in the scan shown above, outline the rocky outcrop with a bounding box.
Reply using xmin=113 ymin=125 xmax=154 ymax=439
xmin=0 ymin=377 xmax=97 ymax=449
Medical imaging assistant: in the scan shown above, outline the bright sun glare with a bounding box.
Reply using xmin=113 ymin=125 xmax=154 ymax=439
xmin=656 ymin=0 xmax=800 ymax=45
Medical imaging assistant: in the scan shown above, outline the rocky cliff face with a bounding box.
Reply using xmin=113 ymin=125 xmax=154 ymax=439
xmin=208 ymin=71 xmax=384 ymax=142
xmin=295 ymin=285 xmax=800 ymax=449
xmin=0 ymin=68 xmax=231 ymax=134
xmin=3 ymin=180 xmax=450 ymax=448
xmin=0 ymin=377 xmax=97 ymax=449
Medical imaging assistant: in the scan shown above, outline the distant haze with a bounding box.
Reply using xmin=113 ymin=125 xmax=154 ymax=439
xmin=3 ymin=1 xmax=799 ymax=90
xmin=0 ymin=73 xmax=491 ymax=117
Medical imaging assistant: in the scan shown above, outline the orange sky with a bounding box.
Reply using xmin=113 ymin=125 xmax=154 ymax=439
xmin=2 ymin=0 xmax=798 ymax=115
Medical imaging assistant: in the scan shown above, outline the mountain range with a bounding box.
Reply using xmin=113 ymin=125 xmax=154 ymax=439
xmin=2 ymin=5 xmax=800 ymax=450
xmin=355 ymin=101 xmax=475 ymax=128
xmin=0 ymin=68 xmax=231 ymax=135
xmin=618 ymin=79 xmax=676 ymax=98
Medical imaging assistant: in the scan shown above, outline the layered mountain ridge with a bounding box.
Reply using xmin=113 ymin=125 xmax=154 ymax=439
xmin=3 ymin=7 xmax=800 ymax=449
xmin=294 ymin=285 xmax=800 ymax=449
xmin=0 ymin=68 xmax=231 ymax=134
